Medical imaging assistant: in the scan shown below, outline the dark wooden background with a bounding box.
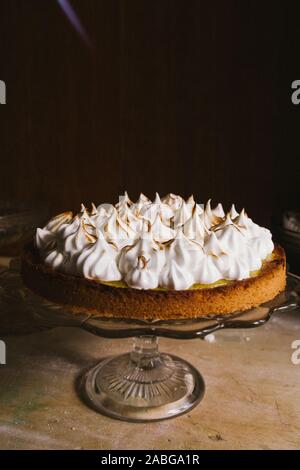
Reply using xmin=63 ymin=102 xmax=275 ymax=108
xmin=1 ymin=0 xmax=299 ymax=226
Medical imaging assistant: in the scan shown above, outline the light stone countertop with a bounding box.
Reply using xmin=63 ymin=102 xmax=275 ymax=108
xmin=0 ymin=307 xmax=300 ymax=450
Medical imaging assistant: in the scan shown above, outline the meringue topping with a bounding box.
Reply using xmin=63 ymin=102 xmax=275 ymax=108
xmin=162 ymin=193 xmax=183 ymax=210
xmin=119 ymin=224 xmax=165 ymax=289
xmin=151 ymin=214 xmax=175 ymax=243
xmin=44 ymin=211 xmax=73 ymax=233
xmin=97 ymin=208 xmax=136 ymax=249
xmin=140 ymin=192 xmax=174 ymax=224
xmin=229 ymin=203 xmax=239 ymax=219
xmin=76 ymin=230 xmax=121 ymax=281
xmin=182 ymin=207 xmax=206 ymax=244
xmin=173 ymin=201 xmax=193 ymax=228
xmin=131 ymin=193 xmax=151 ymax=216
xmin=35 ymin=193 xmax=275 ymax=290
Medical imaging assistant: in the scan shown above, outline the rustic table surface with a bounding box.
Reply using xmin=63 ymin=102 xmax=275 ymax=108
xmin=0 ymin=256 xmax=300 ymax=450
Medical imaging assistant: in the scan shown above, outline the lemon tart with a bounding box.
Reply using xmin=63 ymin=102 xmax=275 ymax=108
xmin=21 ymin=193 xmax=286 ymax=320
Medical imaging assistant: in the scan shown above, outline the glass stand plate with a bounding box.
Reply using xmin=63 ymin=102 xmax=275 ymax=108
xmin=1 ymin=261 xmax=299 ymax=422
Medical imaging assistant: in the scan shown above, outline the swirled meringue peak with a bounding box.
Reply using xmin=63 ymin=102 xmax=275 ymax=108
xmin=115 ymin=191 xmax=133 ymax=209
xmin=35 ymin=193 xmax=275 ymax=289
xmin=160 ymin=232 xmax=203 ymax=289
xmin=131 ymin=193 xmax=151 ymax=216
xmin=118 ymin=223 xmax=165 ymax=289
xmin=140 ymin=192 xmax=174 ymax=224
xmin=182 ymin=205 xmax=207 ymax=244
xmin=173 ymin=201 xmax=194 ymax=228
xmin=35 ymin=228 xmax=56 ymax=253
xmin=97 ymin=208 xmax=136 ymax=249
xmin=162 ymin=193 xmax=183 ymax=210
xmin=76 ymin=230 xmax=121 ymax=281
xmin=44 ymin=211 xmax=73 ymax=233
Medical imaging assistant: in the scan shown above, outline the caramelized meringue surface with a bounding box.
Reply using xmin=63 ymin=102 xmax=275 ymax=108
xmin=35 ymin=193 xmax=275 ymax=290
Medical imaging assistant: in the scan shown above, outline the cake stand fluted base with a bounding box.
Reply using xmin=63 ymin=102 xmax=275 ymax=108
xmin=81 ymin=336 xmax=205 ymax=422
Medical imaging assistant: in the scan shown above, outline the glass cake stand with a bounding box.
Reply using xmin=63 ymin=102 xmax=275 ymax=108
xmin=1 ymin=260 xmax=300 ymax=422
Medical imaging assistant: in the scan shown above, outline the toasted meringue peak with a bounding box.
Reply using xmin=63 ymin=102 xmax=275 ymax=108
xmin=96 ymin=203 xmax=115 ymax=217
xmin=204 ymin=199 xmax=223 ymax=229
xmin=214 ymin=212 xmax=233 ymax=231
xmin=229 ymin=203 xmax=239 ymax=219
xmin=63 ymin=219 xmax=96 ymax=257
xmin=174 ymin=201 xmax=193 ymax=228
xmin=186 ymin=195 xmax=195 ymax=205
xmin=116 ymin=191 xmax=133 ymax=208
xmin=140 ymin=192 xmax=174 ymax=224
xmin=160 ymin=260 xmax=195 ymax=290
xmin=162 ymin=193 xmax=183 ymax=210
xmin=44 ymin=250 xmax=65 ymax=270
xmin=35 ymin=228 xmax=56 ymax=253
xmin=139 ymin=193 xmax=151 ymax=203
xmin=81 ymin=221 xmax=97 ymax=242
xmin=151 ymin=214 xmax=175 ymax=243
xmin=182 ymin=209 xmax=206 ymax=244
xmin=75 ymin=230 xmax=121 ymax=281
xmin=161 ymin=232 xmax=203 ymax=288
xmin=90 ymin=202 xmax=98 ymax=215
xmin=99 ymin=209 xmax=136 ymax=249
xmin=118 ymin=225 xmax=165 ymax=290
xmin=215 ymin=220 xmax=246 ymax=255
xmin=78 ymin=204 xmax=96 ymax=226
xmin=37 ymin=194 xmax=275 ymax=289
xmin=234 ymin=208 xmax=247 ymax=227
xmin=192 ymin=202 xmax=204 ymax=216
xmin=131 ymin=193 xmax=151 ymax=216
xmin=212 ymin=203 xmax=225 ymax=218
xmin=80 ymin=203 xmax=92 ymax=220
xmin=44 ymin=211 xmax=73 ymax=233
xmin=194 ymin=255 xmax=223 ymax=284
xmin=204 ymin=232 xmax=226 ymax=257
xmin=168 ymin=231 xmax=203 ymax=257
xmin=118 ymin=204 xmax=143 ymax=232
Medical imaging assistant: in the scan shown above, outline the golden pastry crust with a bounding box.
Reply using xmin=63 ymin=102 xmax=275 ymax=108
xmin=21 ymin=243 xmax=286 ymax=320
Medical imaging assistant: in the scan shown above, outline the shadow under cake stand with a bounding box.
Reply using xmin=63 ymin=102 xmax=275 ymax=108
xmin=2 ymin=263 xmax=300 ymax=422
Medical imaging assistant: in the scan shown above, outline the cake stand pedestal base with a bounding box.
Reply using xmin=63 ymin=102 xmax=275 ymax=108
xmin=81 ymin=336 xmax=205 ymax=422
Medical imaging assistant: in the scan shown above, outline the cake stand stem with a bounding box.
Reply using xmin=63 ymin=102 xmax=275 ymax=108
xmin=130 ymin=335 xmax=160 ymax=368
xmin=82 ymin=335 xmax=205 ymax=422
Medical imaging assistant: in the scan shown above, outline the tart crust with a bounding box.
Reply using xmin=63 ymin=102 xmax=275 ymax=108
xmin=21 ymin=243 xmax=286 ymax=320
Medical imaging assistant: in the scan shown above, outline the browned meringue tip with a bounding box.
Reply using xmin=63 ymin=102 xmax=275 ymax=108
xmin=46 ymin=210 xmax=73 ymax=231
xmin=186 ymin=194 xmax=195 ymax=205
xmin=51 ymin=210 xmax=73 ymax=221
xmin=229 ymin=203 xmax=239 ymax=217
xmin=154 ymin=192 xmax=161 ymax=202
xmin=238 ymin=208 xmax=248 ymax=219
xmin=124 ymin=191 xmax=133 ymax=206
xmin=191 ymin=201 xmax=198 ymax=215
xmin=90 ymin=202 xmax=97 ymax=215
xmin=107 ymin=239 xmax=119 ymax=251
xmin=145 ymin=219 xmax=152 ymax=232
xmin=79 ymin=204 xmax=91 ymax=220
xmin=139 ymin=192 xmax=151 ymax=203
xmin=138 ymin=254 xmax=149 ymax=269
xmin=79 ymin=219 xmax=97 ymax=242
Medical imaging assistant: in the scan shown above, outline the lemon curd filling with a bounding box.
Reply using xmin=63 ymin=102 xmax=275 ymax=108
xmin=97 ymin=252 xmax=276 ymax=290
